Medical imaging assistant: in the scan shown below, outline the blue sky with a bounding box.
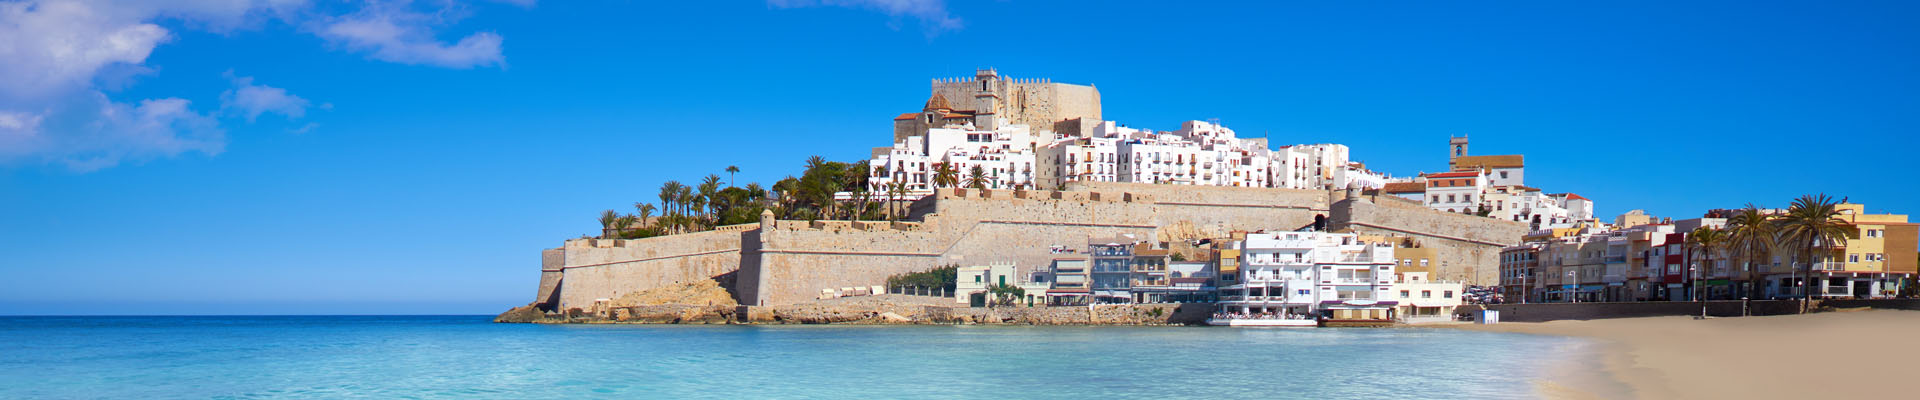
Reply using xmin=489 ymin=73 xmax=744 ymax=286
xmin=3 ymin=1 xmax=1916 ymax=315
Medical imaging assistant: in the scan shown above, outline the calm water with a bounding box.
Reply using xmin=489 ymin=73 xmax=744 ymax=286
xmin=0 ymin=316 xmax=1585 ymax=399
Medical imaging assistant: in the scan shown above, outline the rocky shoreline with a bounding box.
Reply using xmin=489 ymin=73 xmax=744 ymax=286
xmin=495 ymin=300 xmax=1213 ymax=326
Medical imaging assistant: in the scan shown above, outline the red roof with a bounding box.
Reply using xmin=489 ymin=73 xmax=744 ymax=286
xmin=1563 ymin=193 xmax=1590 ymax=201
xmin=1381 ymin=182 xmax=1426 ymax=193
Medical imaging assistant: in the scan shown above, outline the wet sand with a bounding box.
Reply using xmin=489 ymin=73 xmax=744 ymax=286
xmin=1453 ymin=310 xmax=1920 ymax=399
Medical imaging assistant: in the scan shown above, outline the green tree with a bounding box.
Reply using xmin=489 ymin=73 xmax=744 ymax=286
xmin=677 ymin=188 xmax=696 ymax=231
xmin=1687 ymin=227 xmax=1727 ymax=305
xmin=966 ymin=165 xmax=987 ymax=189
xmin=1777 ymin=194 xmax=1853 ymax=313
xmin=699 ymin=174 xmax=723 ymax=227
xmin=932 ymin=162 xmax=959 ymax=189
xmin=633 ymin=202 xmax=656 ymax=230
xmin=659 ymin=181 xmax=683 ymax=234
xmin=725 ymin=165 xmax=740 ymax=187
xmin=1724 ymin=204 xmax=1776 ymax=298
xmin=613 ymin=214 xmax=638 ymax=239
xmin=597 ymin=209 xmax=619 ymax=239
xmin=988 ymin=283 xmax=1025 ymax=307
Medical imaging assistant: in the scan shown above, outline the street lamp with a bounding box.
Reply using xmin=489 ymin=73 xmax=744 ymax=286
xmin=1568 ymin=270 xmax=1579 ymax=303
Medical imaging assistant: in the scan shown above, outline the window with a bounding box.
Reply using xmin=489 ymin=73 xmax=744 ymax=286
xmin=1500 ymin=171 xmax=1509 ymax=179
xmin=1420 ymin=259 xmax=1430 ymax=267
xmin=1444 ymin=291 xmax=1454 ymax=298
xmin=974 ymin=275 xmax=982 ymax=283
xmin=1421 ymin=290 xmax=1432 ymax=298
xmin=1850 ymin=254 xmax=1859 ymax=263
xmin=1400 ymin=290 xmax=1410 ymax=298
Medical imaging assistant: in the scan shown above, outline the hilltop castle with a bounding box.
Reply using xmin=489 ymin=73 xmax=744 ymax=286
xmin=892 ymin=68 xmax=1102 ymax=142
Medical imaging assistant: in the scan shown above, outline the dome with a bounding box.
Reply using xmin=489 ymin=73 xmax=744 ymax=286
xmin=923 ymin=93 xmax=952 ymax=111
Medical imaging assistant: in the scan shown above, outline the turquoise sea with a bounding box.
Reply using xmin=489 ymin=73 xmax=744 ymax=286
xmin=0 ymin=316 xmax=1587 ymax=399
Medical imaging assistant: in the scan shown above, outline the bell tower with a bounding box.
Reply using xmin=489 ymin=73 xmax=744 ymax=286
xmin=1448 ymin=135 xmax=1469 ymax=163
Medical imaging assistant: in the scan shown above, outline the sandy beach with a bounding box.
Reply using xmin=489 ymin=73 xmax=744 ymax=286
xmin=1455 ymin=310 xmax=1920 ymax=399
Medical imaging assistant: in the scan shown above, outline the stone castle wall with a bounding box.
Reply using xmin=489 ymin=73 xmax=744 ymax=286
xmin=929 ymin=78 xmax=1100 ymax=133
xmin=540 ymin=185 xmax=1526 ymax=310
xmin=1329 ymin=198 xmax=1528 ymax=284
xmin=744 ymin=186 xmax=1336 ymax=306
xmin=548 ymin=229 xmax=748 ymax=309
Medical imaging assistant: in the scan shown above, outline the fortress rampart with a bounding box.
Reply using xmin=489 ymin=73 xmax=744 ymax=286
xmin=529 ymin=185 xmax=1525 ymax=311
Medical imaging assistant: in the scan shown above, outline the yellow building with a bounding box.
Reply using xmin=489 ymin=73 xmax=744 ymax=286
xmin=1766 ymin=203 xmax=1916 ymax=298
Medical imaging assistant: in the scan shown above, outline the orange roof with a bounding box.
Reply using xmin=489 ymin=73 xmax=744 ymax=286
xmin=1427 ymin=171 xmax=1479 ymax=178
xmin=893 ymin=112 xmax=919 ymax=120
xmin=1562 ymin=193 xmax=1589 ymax=201
xmin=1382 ymin=182 xmax=1426 ymax=193
xmin=1451 ymin=154 xmax=1524 ymax=169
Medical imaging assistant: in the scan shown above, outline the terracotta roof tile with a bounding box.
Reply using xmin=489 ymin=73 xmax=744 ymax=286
xmin=1451 ymin=154 xmax=1524 ymax=169
xmin=1382 ymin=182 xmax=1426 ymax=193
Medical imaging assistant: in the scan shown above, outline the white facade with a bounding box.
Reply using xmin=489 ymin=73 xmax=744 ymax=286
xmin=1391 ymin=271 xmax=1465 ymax=323
xmin=870 ymin=118 xmax=1039 ymax=192
xmin=1217 ymin=231 xmax=1398 ymax=318
xmin=1423 ymin=170 xmax=1487 ymax=214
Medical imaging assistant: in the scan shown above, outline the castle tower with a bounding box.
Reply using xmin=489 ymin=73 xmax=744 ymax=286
xmin=1448 ymin=135 xmax=1469 ymax=162
xmin=974 ymin=68 xmax=1000 ymax=131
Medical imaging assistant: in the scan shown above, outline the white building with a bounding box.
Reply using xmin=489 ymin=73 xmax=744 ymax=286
xmin=1390 ymin=271 xmax=1465 ymax=324
xmin=1423 ymin=170 xmax=1487 ymax=214
xmin=870 ymin=118 xmax=1040 ymax=193
xmin=955 ymin=262 xmax=1051 ymax=306
xmin=1214 ymin=231 xmax=1398 ymax=322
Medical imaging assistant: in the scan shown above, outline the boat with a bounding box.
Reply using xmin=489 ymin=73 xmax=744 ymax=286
xmin=1205 ymin=316 xmax=1317 ymax=327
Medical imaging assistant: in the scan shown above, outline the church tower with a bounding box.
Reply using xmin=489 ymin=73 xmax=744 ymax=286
xmin=1448 ymin=135 xmax=1469 ymax=162
xmin=973 ymin=68 xmax=1000 ymax=131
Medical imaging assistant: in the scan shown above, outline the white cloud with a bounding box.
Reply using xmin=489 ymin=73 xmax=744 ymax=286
xmin=0 ymin=0 xmax=517 ymax=171
xmin=768 ymin=0 xmax=962 ymax=33
xmin=288 ymin=122 xmax=319 ymax=134
xmin=221 ymin=72 xmax=311 ymax=121
xmin=0 ymin=1 xmax=172 ymax=103
xmin=0 ymin=93 xmax=224 ymax=172
xmin=317 ymin=2 xmax=506 ymax=68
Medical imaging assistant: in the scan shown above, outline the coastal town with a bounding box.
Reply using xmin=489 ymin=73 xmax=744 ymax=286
xmin=502 ymin=70 xmax=1917 ymax=326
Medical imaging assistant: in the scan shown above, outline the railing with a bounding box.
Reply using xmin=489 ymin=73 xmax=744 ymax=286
xmin=1604 ymin=256 xmax=1627 ymax=263
xmin=1329 ymin=277 xmax=1378 ymax=285
xmin=1813 ymin=262 xmax=1846 ymax=271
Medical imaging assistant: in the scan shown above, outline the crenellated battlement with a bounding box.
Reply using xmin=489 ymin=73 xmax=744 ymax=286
xmin=533 ymin=183 xmax=1524 ymax=311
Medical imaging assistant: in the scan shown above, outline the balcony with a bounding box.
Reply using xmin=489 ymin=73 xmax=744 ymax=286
xmin=1327 ymin=277 xmax=1380 ymax=285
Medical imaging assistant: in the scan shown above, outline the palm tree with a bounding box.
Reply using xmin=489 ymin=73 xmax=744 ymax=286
xmin=805 ymin=155 xmax=826 ymax=172
xmin=633 ymin=202 xmax=656 ymax=229
xmin=1687 ymin=227 xmax=1727 ymax=307
xmin=1724 ymin=205 xmax=1776 ymax=299
xmin=613 ymin=214 xmax=637 ymax=238
xmin=659 ymin=181 xmax=683 ymax=234
xmin=699 ymin=175 xmax=723 ymax=226
xmin=726 ymin=165 xmax=740 ymax=187
xmin=1777 ymin=194 xmax=1853 ymax=313
xmin=932 ymin=163 xmax=959 ymax=189
xmin=888 ymin=181 xmax=907 ymax=221
xmin=597 ymin=209 xmax=619 ymax=239
xmin=966 ymin=165 xmax=987 ymax=189
xmin=678 ymin=188 xmax=697 ymax=231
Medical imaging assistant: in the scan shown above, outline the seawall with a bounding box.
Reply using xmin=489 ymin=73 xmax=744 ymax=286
xmin=523 ymin=184 xmax=1527 ymax=314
